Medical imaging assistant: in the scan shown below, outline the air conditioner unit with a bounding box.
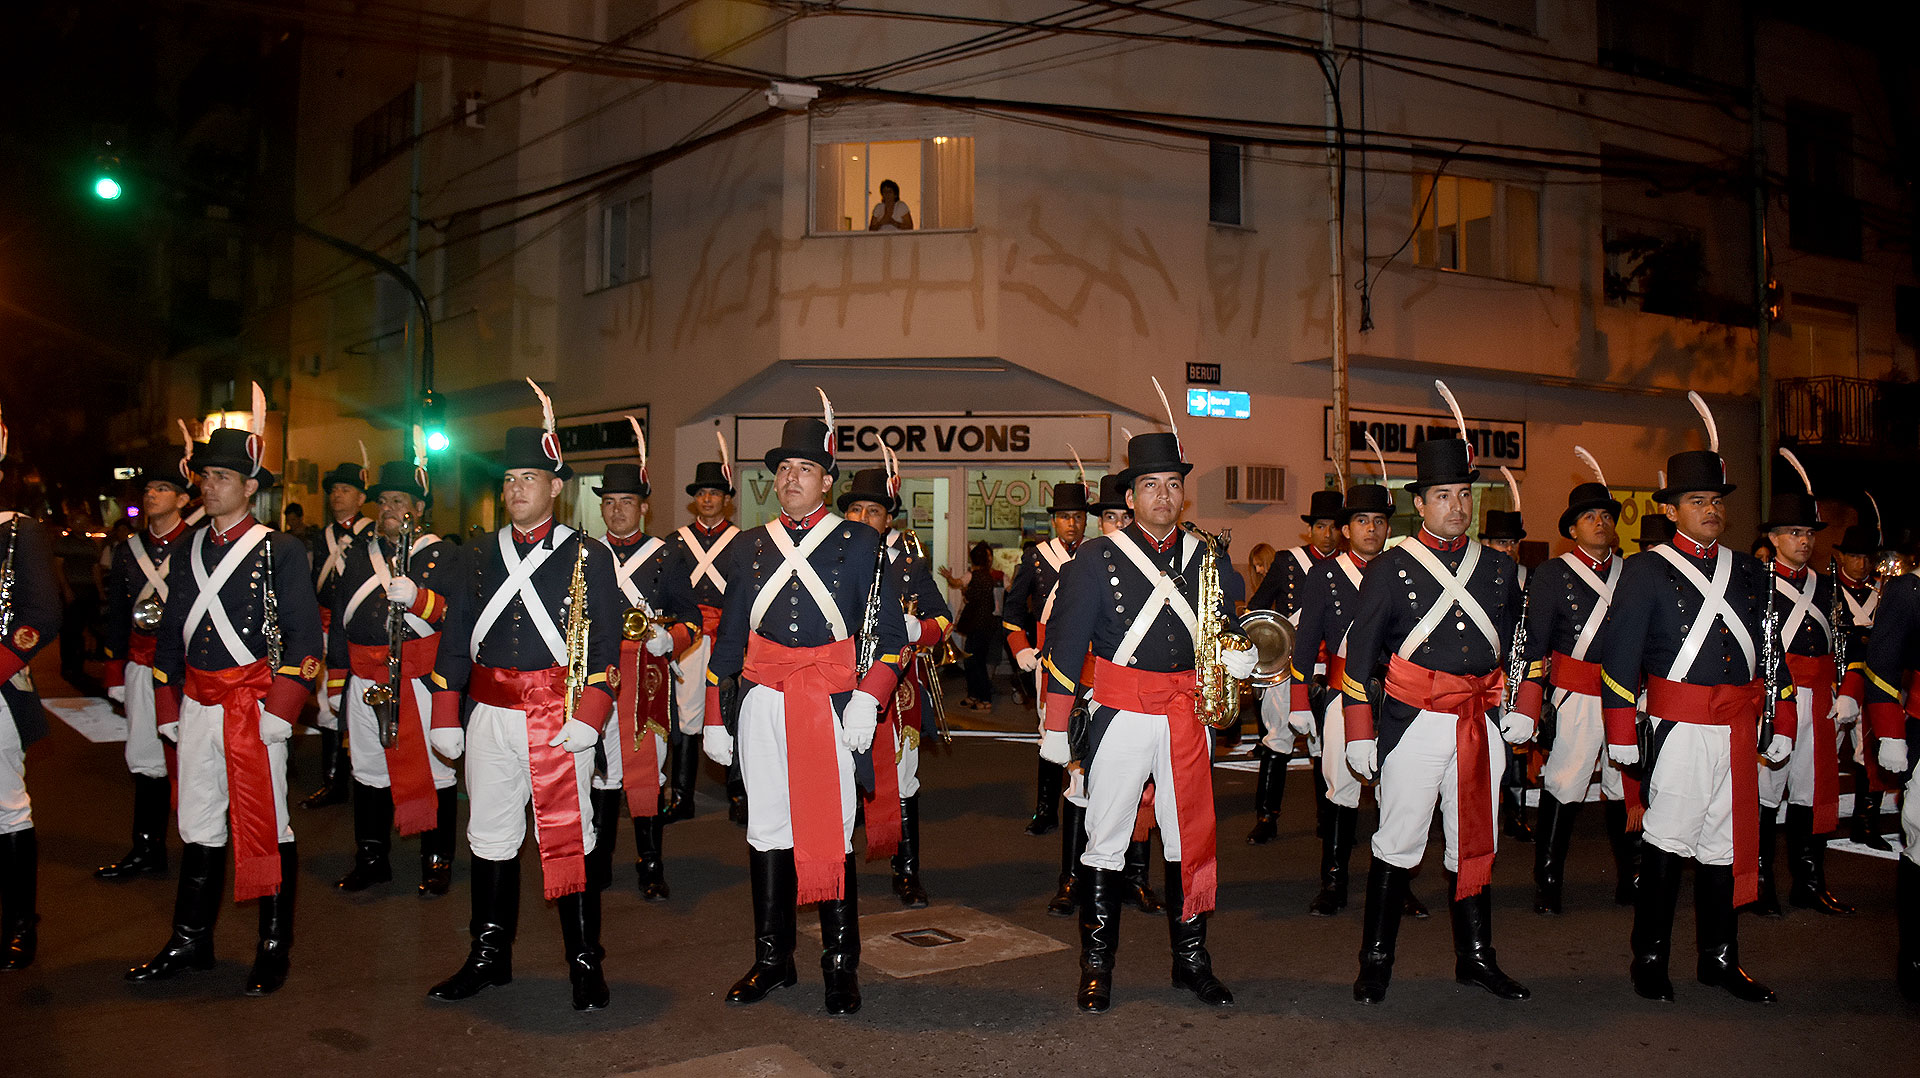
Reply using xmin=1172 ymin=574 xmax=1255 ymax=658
xmin=460 ymin=92 xmax=485 ymax=129
xmin=1226 ymin=464 xmax=1286 ymax=505
xmin=298 ymin=353 xmax=322 ymax=377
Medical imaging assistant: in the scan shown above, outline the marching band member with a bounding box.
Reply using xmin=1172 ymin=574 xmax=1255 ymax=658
xmin=97 ymin=448 xmax=199 ymax=882
xmin=325 ymin=458 xmax=464 ymax=896
xmin=1005 ymin=477 xmax=1089 ymax=837
xmin=702 ymin=395 xmax=907 ymax=1016
xmin=0 ymin=403 xmax=61 ymax=970
xmin=427 ymin=392 xmax=620 ymax=1012
xmin=1042 ymin=403 xmax=1255 ymax=1013
xmin=129 ymin=398 xmax=325 ymax=996
xmin=1341 ymin=387 xmax=1529 ymax=1006
xmin=1861 ymin=528 xmax=1920 ymax=1000
xmin=302 ymin=457 xmax=373 ymax=809
xmin=1601 ymin=394 xmax=1795 ymax=1004
xmin=662 ymin=434 xmax=742 ymax=824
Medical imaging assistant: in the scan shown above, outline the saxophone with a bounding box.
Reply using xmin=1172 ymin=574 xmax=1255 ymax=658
xmin=1180 ymin=522 xmax=1253 ymax=730
xmin=363 ymin=514 xmax=415 ymax=748
xmin=563 ymin=538 xmax=591 ymax=723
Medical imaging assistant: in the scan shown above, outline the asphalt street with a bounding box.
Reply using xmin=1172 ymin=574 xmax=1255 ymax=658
xmin=6 ymin=654 xmax=1913 ymax=1077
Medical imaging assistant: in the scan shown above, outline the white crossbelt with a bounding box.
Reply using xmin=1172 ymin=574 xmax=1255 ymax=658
xmin=1652 ymin=544 xmax=1754 ymax=681
xmin=1396 ymin=540 xmax=1498 ymax=659
xmin=1337 ymin=556 xmax=1362 ymax=592
xmin=1037 ymin=538 xmax=1075 ymax=625
xmin=1842 ymin=585 xmax=1877 ymax=628
xmin=749 ymin=516 xmax=849 ymax=640
xmin=344 ymin=534 xmax=437 ymax=636
xmin=676 ymin=525 xmax=735 ymax=594
xmin=318 ymin=517 xmax=370 ymax=588
xmin=182 ymin=524 xmax=272 ymax=664
xmin=607 ymin=535 xmax=665 ymax=612
xmin=1558 ymin=552 xmax=1622 ymax=661
xmin=470 ymin=526 xmax=574 ymax=665
xmin=1775 ymin=571 xmax=1829 ymax=653
xmin=128 ymin=533 xmax=171 ymax=604
xmin=1108 ymin=531 xmax=1200 ymax=667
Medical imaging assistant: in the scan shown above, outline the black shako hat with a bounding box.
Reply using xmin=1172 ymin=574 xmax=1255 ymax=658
xmin=1090 ymin=474 xmax=1129 ymax=514
xmin=1116 ymin=432 xmax=1192 ymax=489
xmin=1404 ymin=437 xmax=1478 ymax=494
xmin=1339 ymin=483 xmax=1394 ymax=523
xmin=1761 ymin=491 xmax=1827 ymax=533
xmin=1480 ymin=510 xmax=1526 ymax=541
xmin=1559 ymin=482 xmax=1622 ymax=539
xmin=1302 ymin=488 xmax=1345 ymax=524
xmin=593 ymin=462 xmax=650 ymax=499
xmin=763 ymin=417 xmax=837 ymax=477
xmin=500 ymin=426 xmax=573 ymax=480
xmin=1836 ymin=523 xmax=1880 ymax=556
xmin=1635 ymin=513 xmax=1675 ymax=549
xmin=1045 ymin=481 xmax=1091 ymax=515
xmin=320 ymin=460 xmax=366 ymax=494
xmin=195 ymin=427 xmax=276 ymax=489
xmin=365 ymin=460 xmax=429 ymax=503
xmin=686 ymin=461 xmax=735 ymax=498
xmin=135 ymin=451 xmax=197 ymax=496
xmin=836 ymin=467 xmax=897 ymax=514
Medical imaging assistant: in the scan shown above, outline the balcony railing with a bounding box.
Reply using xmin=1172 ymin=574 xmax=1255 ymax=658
xmin=1776 ymin=376 xmax=1920 ymax=452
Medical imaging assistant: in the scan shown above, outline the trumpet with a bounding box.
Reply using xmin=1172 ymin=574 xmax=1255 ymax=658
xmin=898 ymin=531 xmax=954 ymax=746
xmin=1180 ymin=521 xmax=1254 ymax=730
xmin=132 ymin=594 xmax=165 ymax=632
xmin=621 ymin=604 xmax=654 ymax=642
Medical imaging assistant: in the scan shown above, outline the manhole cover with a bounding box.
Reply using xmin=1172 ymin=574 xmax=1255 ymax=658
xmin=891 ymin=927 xmax=965 ymax=948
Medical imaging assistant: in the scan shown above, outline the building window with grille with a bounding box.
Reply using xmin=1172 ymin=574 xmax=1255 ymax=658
xmin=350 ymin=88 xmax=415 ymax=184
xmin=810 ymin=106 xmax=975 ymax=234
xmin=1787 ymin=104 xmax=1860 ymax=261
xmin=1412 ymin=173 xmax=1540 ymax=283
xmin=1209 ymin=142 xmax=1244 ymax=227
xmin=591 ymin=192 xmax=650 ymax=292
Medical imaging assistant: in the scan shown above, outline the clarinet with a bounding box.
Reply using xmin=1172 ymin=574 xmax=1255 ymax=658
xmin=0 ymin=515 xmax=16 ymax=637
xmin=1503 ymin=584 xmax=1531 ymax=713
xmin=1759 ymin=559 xmax=1779 ymax=747
xmin=1827 ymin=555 xmax=1848 ymax=697
xmin=855 ymin=527 xmax=887 ymax=679
xmin=262 ymin=540 xmax=282 ymax=669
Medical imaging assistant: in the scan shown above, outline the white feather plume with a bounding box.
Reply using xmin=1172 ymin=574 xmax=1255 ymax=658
xmin=1687 ymin=390 xmax=1719 ymax=454
xmin=1433 ymin=379 xmax=1469 ymax=443
xmin=1776 ymin=447 xmax=1813 ymax=497
xmin=1657 ymin=469 xmax=1667 ymax=489
xmin=715 ymin=428 xmax=732 ymax=480
xmin=1067 ymin=443 xmax=1087 ymax=489
xmin=412 ymin=424 xmax=426 ymax=468
xmin=178 ymin=419 xmax=194 ymax=454
xmin=1364 ymin=431 xmax=1388 ymax=481
xmin=1499 ymin=466 xmax=1522 ymax=514
xmin=525 ymin=377 xmax=556 ymax=433
xmin=1120 ymin=426 xmax=1133 ymax=444
xmin=816 ymin=386 xmax=834 ymax=430
xmin=358 ymin=439 xmax=370 ymax=476
xmin=1573 ymin=445 xmax=1606 ymax=486
xmin=1332 ymin=457 xmax=1347 ymax=493
xmin=250 ymin=381 xmax=266 ymax=437
xmin=1150 ymin=376 xmax=1179 ymax=439
xmin=1867 ymin=490 xmax=1883 ymax=532
xmin=626 ymin=415 xmax=648 ymax=476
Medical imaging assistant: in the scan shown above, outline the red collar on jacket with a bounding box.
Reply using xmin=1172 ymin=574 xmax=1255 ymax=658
xmin=1417 ymin=527 xmax=1466 ymax=553
xmin=148 ymin=518 xmax=190 ymax=546
xmin=1132 ymin=523 xmax=1178 ymax=554
xmin=207 ymin=515 xmax=257 ymax=545
xmin=512 ymin=517 xmax=555 ymax=545
xmin=1673 ymin=531 xmax=1718 ymax=559
xmin=780 ymin=504 xmax=829 ymax=531
xmin=694 ymin=519 xmax=732 ymax=537
xmin=1571 ymin=546 xmax=1613 ymax=573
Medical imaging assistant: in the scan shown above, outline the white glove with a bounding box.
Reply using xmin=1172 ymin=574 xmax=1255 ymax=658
xmin=903 ymin=613 xmax=922 ymax=644
xmin=1763 ymin=733 xmax=1794 ymax=764
xmin=645 ymin=624 xmax=674 ymax=657
xmin=158 ymin=721 xmax=179 ymax=744
xmin=430 ymin=728 xmax=465 ymax=760
xmin=840 ymin=690 xmax=879 ymax=753
xmin=1879 ymin=739 xmax=1908 ymax=775
xmin=1345 ymin=738 xmax=1378 ymax=780
xmin=384 ymin=575 xmax=418 ymax=607
xmin=548 ymin=718 xmax=600 ymax=754
xmin=1014 ymin=647 xmax=1039 ymax=673
xmin=1288 ymin=709 xmax=1315 ymax=737
xmin=259 ymin=714 xmax=294 ymax=745
xmin=108 ymin=684 xmax=126 ymax=704
xmin=704 ymin=727 xmax=734 ymax=766
xmin=1220 ymin=646 xmax=1258 ymax=682
xmin=1608 ymin=743 xmax=1640 ymax=767
xmin=1039 ymin=729 xmax=1071 ymax=765
xmin=1829 ymin=695 xmax=1861 ymax=726
xmin=1499 ymin=712 xmax=1535 ymax=745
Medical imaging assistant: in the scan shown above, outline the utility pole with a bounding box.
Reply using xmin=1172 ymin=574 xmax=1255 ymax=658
xmin=1324 ymin=0 xmax=1350 ymax=489
xmin=1749 ymin=11 xmax=1773 ymax=519
xmin=405 ymin=80 xmax=425 ymax=436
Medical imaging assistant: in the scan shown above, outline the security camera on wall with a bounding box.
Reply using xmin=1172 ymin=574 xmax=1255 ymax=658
xmin=765 ymin=81 xmax=820 ymax=111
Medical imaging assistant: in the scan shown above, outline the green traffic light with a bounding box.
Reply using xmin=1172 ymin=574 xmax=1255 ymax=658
xmin=94 ymin=176 xmax=123 ymax=200
xmin=426 ymin=430 xmax=450 ymax=453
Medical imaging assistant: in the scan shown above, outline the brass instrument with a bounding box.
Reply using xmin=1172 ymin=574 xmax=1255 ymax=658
xmin=1874 ymin=549 xmax=1910 ymax=591
xmin=898 ymin=530 xmax=954 ymax=747
xmin=1236 ymin=609 xmax=1298 ymax=690
xmin=261 ymin=540 xmax=282 ymax=669
xmin=563 ymin=538 xmax=591 ymax=723
xmin=132 ymin=595 xmax=165 ymax=631
xmin=362 ymin=514 xmax=415 ymax=748
xmin=621 ymin=604 xmax=654 ymax=642
xmin=1180 ymin=522 xmax=1253 ymax=730
xmin=0 ymin=515 xmax=17 ymax=636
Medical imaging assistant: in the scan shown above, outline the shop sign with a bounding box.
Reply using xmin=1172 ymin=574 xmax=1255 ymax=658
xmin=737 ymin=413 xmax=1111 ymax=464
xmin=1324 ymin=406 xmax=1526 ymax=469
